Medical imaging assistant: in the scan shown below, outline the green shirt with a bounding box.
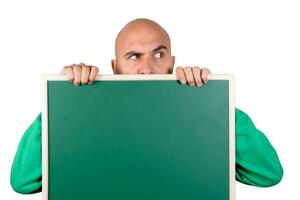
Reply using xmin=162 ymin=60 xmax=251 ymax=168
xmin=10 ymin=108 xmax=283 ymax=194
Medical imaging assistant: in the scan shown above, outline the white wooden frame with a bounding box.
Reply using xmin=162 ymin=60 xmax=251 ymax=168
xmin=42 ymin=74 xmax=235 ymax=200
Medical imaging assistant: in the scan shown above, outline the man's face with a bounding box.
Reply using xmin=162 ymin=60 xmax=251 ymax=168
xmin=112 ymin=21 xmax=175 ymax=74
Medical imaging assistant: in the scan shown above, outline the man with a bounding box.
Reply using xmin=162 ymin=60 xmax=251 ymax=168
xmin=11 ymin=18 xmax=283 ymax=194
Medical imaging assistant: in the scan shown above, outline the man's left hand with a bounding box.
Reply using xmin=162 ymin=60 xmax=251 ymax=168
xmin=176 ymin=66 xmax=211 ymax=87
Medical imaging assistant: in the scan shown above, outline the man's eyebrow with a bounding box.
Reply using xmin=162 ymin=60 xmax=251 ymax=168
xmin=123 ymin=45 xmax=168 ymax=57
xmin=124 ymin=51 xmax=142 ymax=57
xmin=152 ymin=45 xmax=168 ymax=52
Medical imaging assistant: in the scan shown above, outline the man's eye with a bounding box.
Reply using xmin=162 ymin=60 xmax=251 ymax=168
xmin=129 ymin=54 xmax=139 ymax=60
xmin=154 ymin=52 xmax=164 ymax=58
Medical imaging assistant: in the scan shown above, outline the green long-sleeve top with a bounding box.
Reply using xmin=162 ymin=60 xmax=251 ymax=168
xmin=10 ymin=108 xmax=283 ymax=194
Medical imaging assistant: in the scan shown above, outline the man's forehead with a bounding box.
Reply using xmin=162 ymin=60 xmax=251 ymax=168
xmin=120 ymin=35 xmax=168 ymax=49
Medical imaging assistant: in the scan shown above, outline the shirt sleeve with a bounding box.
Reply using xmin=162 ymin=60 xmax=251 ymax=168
xmin=235 ymin=108 xmax=283 ymax=187
xmin=10 ymin=113 xmax=42 ymax=194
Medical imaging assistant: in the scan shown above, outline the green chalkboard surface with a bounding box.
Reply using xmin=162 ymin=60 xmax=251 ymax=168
xmin=42 ymin=74 xmax=235 ymax=200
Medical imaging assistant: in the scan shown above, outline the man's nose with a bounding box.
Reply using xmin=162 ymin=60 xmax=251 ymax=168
xmin=138 ymin=59 xmax=154 ymax=74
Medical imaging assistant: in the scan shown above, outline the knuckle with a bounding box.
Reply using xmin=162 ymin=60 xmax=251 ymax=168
xmin=203 ymin=67 xmax=211 ymax=73
xmin=82 ymin=65 xmax=90 ymax=70
xmin=73 ymin=66 xmax=79 ymax=71
xmin=66 ymin=67 xmax=73 ymax=73
xmin=176 ymin=66 xmax=183 ymax=72
xmin=79 ymin=62 xmax=86 ymax=66
xmin=193 ymin=66 xmax=200 ymax=70
xmin=92 ymin=66 xmax=99 ymax=72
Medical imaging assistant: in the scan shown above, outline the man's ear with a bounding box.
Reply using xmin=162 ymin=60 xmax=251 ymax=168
xmin=169 ymin=56 xmax=175 ymax=74
xmin=111 ymin=59 xmax=117 ymax=74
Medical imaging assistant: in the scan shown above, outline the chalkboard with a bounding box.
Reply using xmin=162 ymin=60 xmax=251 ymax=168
xmin=42 ymin=74 xmax=235 ymax=200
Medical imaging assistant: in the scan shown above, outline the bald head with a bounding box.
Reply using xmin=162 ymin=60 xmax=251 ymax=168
xmin=115 ymin=18 xmax=171 ymax=58
xmin=111 ymin=18 xmax=175 ymax=75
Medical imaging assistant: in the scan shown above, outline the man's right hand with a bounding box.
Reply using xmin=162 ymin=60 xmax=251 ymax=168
xmin=60 ymin=63 xmax=99 ymax=86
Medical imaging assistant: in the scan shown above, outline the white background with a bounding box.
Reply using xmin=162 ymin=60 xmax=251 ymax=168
xmin=0 ymin=0 xmax=299 ymax=199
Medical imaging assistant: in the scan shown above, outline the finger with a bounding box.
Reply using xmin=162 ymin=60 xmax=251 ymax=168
xmin=192 ymin=66 xmax=203 ymax=87
xmin=81 ymin=64 xmax=90 ymax=85
xmin=175 ymin=67 xmax=186 ymax=84
xmin=201 ymin=67 xmax=211 ymax=84
xmin=73 ymin=64 xmax=82 ymax=86
xmin=183 ymin=67 xmax=195 ymax=86
xmin=88 ymin=66 xmax=99 ymax=84
xmin=61 ymin=66 xmax=74 ymax=82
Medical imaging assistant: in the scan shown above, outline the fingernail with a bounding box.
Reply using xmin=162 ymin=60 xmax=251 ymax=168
xmin=74 ymin=82 xmax=80 ymax=86
xmin=180 ymin=79 xmax=186 ymax=84
xmin=197 ymin=84 xmax=202 ymax=87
